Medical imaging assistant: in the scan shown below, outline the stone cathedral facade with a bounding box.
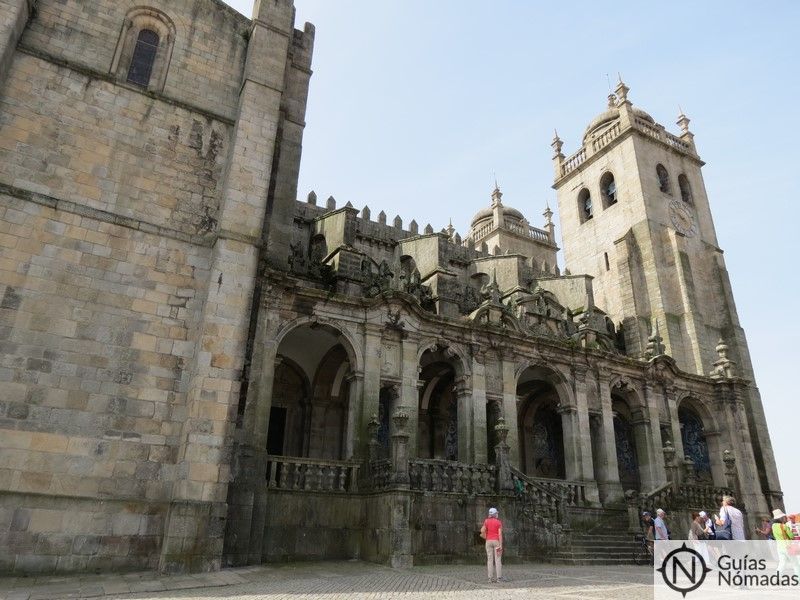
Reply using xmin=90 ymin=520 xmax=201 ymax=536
xmin=0 ymin=0 xmax=783 ymax=575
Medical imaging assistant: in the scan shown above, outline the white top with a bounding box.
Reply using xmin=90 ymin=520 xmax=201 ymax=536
xmin=721 ymin=505 xmax=745 ymax=540
xmin=654 ymin=516 xmax=669 ymax=540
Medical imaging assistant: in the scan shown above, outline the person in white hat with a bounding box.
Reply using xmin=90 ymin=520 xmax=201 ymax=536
xmin=653 ymin=508 xmax=669 ymax=541
xmin=771 ymin=508 xmax=800 ymax=576
xmin=480 ymin=507 xmax=503 ymax=583
xmin=699 ymin=510 xmax=716 ymax=539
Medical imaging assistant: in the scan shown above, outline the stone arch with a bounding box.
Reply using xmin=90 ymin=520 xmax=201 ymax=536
xmin=270 ymin=320 xmax=361 ymax=460
xmin=577 ymin=187 xmax=593 ymax=222
xmin=274 ymin=316 xmax=362 ymax=375
xmin=110 ymin=7 xmax=177 ymax=92
xmin=416 ymin=339 xmax=470 ymax=379
xmin=515 ymin=362 xmax=576 ymax=407
xmin=516 ymin=363 xmax=574 ymax=479
xmin=600 ymin=171 xmax=618 ymax=208
xmin=677 ymin=395 xmax=719 ymax=485
xmin=417 ymin=345 xmax=467 ymax=461
xmin=609 ymin=381 xmax=650 ymax=492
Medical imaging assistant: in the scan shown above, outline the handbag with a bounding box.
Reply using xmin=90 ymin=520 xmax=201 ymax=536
xmin=716 ymin=523 xmax=732 ymax=540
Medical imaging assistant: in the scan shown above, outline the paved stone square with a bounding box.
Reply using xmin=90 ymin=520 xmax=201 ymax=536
xmin=0 ymin=561 xmax=655 ymax=600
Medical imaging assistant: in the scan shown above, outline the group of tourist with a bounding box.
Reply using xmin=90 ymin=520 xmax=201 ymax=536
xmin=480 ymin=497 xmax=800 ymax=583
xmin=639 ymin=497 xmax=800 ymax=575
xmin=641 ymin=495 xmax=746 ymax=542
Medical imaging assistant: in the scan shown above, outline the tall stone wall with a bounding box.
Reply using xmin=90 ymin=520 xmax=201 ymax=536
xmin=0 ymin=0 xmax=315 ymax=574
xmin=0 ymin=191 xmax=211 ymax=572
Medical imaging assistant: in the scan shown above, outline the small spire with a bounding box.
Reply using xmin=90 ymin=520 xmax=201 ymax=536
xmin=446 ymin=219 xmax=455 ymax=238
xmin=491 ymin=184 xmax=503 ymax=208
xmin=551 ymin=129 xmax=563 ymax=157
xmin=676 ymin=107 xmax=691 ymax=134
xmin=543 ymin=202 xmax=553 ymax=224
xmin=614 ymin=74 xmax=629 ymax=103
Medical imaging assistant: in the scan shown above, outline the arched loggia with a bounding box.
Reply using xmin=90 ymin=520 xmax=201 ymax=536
xmin=417 ymin=347 xmax=462 ymax=461
xmin=268 ymin=323 xmax=356 ymax=460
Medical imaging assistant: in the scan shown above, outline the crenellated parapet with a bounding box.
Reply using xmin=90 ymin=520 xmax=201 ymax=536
xmin=278 ymin=190 xmax=623 ymax=353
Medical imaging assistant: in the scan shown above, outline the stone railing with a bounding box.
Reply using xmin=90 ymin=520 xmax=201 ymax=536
xmin=561 ymin=147 xmax=586 ymax=176
xmin=634 ymin=117 xmax=663 ymax=142
xmin=471 ymin=222 xmax=493 ymax=241
xmin=510 ymin=468 xmax=566 ymax=525
xmin=408 ymin=459 xmax=495 ymax=495
xmin=527 ymin=476 xmax=589 ymax=508
xmin=677 ymin=483 xmax=733 ymax=511
xmin=665 ymin=132 xmax=691 ymax=153
xmin=634 ymin=481 xmax=736 ymax=520
xmin=363 ymin=458 xmax=392 ymax=491
xmin=266 ymin=455 xmax=360 ymax=493
xmin=635 ymin=481 xmax=674 ymax=516
xmin=591 ymin=121 xmax=621 ymax=152
xmin=528 ymin=225 xmax=551 ymax=243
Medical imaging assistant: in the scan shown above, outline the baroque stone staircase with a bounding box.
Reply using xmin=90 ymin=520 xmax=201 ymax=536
xmin=550 ymin=509 xmax=640 ymax=565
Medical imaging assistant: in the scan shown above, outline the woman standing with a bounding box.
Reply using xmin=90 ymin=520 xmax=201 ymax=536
xmin=480 ymin=507 xmax=503 ymax=584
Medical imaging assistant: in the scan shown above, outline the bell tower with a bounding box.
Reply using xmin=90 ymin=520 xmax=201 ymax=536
xmin=552 ymin=81 xmax=781 ymax=514
xmin=553 ymin=80 xmax=744 ymax=377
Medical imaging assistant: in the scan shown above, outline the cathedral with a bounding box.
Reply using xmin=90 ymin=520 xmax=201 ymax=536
xmin=0 ymin=0 xmax=783 ymax=574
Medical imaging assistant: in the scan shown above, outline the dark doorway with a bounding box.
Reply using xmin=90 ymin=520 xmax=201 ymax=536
xmin=267 ymin=406 xmax=287 ymax=455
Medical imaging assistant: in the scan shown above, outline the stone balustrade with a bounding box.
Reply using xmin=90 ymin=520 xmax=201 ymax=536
xmin=636 ymin=480 xmax=736 ymax=515
xmin=665 ymin=131 xmax=691 ymax=152
xmin=266 ymin=455 xmax=360 ymax=493
xmin=561 ymin=147 xmax=586 ymax=176
xmin=510 ymin=468 xmax=566 ymax=525
xmin=408 ymin=459 xmax=495 ymax=495
xmin=591 ymin=121 xmax=621 ymax=152
xmin=527 ymin=475 xmax=589 ymax=508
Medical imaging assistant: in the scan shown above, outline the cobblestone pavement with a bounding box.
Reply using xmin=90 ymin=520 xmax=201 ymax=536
xmin=0 ymin=561 xmax=655 ymax=600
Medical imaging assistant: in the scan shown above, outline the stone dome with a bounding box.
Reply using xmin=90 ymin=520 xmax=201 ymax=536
xmin=582 ymin=106 xmax=655 ymax=142
xmin=470 ymin=204 xmax=525 ymax=228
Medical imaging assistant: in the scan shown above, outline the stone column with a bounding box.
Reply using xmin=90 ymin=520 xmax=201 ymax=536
xmin=722 ymin=449 xmax=739 ymax=495
xmin=471 ymin=355 xmax=489 ymax=464
xmin=631 ymin=416 xmax=656 ymax=491
xmin=358 ymin=325 xmax=382 ymax=458
xmin=571 ymin=367 xmax=599 ymax=502
xmin=597 ymin=373 xmax=622 ymax=502
xmin=391 ymin=408 xmax=410 ymax=487
xmin=399 ymin=336 xmax=420 ymax=458
xmin=493 ymin=418 xmax=514 ymax=492
xmin=343 ymin=372 xmax=363 ymax=459
xmin=662 ymin=440 xmax=679 ymax=491
xmin=640 ymin=381 xmax=666 ymax=489
xmin=455 ymin=376 xmax=473 ymax=463
xmin=500 ymin=357 xmax=520 ymax=468
xmin=557 ymin=405 xmax=580 ymax=481
xmin=716 ymin=381 xmax=768 ymax=516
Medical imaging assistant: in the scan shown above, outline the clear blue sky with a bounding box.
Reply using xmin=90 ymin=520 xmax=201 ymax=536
xmin=225 ymin=1 xmax=799 ymax=512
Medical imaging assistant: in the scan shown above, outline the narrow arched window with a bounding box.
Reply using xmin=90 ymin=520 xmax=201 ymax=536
xmin=600 ymin=172 xmax=617 ymax=208
xmin=678 ymin=174 xmax=692 ymax=204
xmin=656 ymin=164 xmax=671 ymax=195
xmin=127 ymin=29 xmax=160 ymax=87
xmin=578 ymin=188 xmax=592 ymax=223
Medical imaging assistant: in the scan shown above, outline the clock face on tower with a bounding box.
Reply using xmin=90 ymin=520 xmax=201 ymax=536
xmin=669 ymin=200 xmax=697 ymax=237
